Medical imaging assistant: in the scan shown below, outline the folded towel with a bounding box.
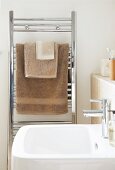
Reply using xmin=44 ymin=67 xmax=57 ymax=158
xmin=16 ymin=43 xmax=69 ymax=115
xmin=24 ymin=43 xmax=58 ymax=78
xmin=36 ymin=41 xmax=54 ymax=60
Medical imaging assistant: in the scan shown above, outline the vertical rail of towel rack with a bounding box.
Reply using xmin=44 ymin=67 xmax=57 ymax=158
xmin=8 ymin=10 xmax=14 ymax=170
xmin=71 ymin=11 xmax=77 ymax=123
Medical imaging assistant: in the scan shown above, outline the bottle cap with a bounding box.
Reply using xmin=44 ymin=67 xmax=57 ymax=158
xmin=112 ymin=111 xmax=115 ymax=114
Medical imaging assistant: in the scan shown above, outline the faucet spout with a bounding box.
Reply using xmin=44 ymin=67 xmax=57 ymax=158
xmin=83 ymin=109 xmax=103 ymax=117
xmin=83 ymin=109 xmax=103 ymax=114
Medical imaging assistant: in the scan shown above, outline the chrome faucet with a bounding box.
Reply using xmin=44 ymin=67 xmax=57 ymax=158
xmin=83 ymin=99 xmax=110 ymax=138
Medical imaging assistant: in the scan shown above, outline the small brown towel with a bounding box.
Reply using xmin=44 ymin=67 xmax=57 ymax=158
xmin=24 ymin=42 xmax=58 ymax=78
xmin=16 ymin=43 xmax=69 ymax=115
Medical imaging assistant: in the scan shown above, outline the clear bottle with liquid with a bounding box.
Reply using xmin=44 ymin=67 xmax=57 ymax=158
xmin=108 ymin=111 xmax=115 ymax=147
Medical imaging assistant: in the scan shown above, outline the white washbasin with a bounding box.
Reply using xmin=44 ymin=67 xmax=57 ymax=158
xmin=11 ymin=124 xmax=115 ymax=170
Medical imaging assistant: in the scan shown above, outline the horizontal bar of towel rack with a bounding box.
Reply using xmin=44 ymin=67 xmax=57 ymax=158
xmin=13 ymin=65 xmax=72 ymax=70
xmin=67 ymin=89 xmax=72 ymax=92
xmin=13 ymin=82 xmax=72 ymax=87
xmin=13 ymin=105 xmax=72 ymax=109
xmin=13 ymin=46 xmax=72 ymax=49
xmin=13 ymin=59 xmax=72 ymax=66
xmin=13 ymin=58 xmax=72 ymax=63
xmin=13 ymin=29 xmax=72 ymax=32
xmin=12 ymin=95 xmax=72 ymax=100
xmin=14 ymin=18 xmax=71 ymax=21
xmin=13 ymin=88 xmax=72 ymax=93
xmin=12 ymin=94 xmax=72 ymax=99
xmin=13 ymin=121 xmax=72 ymax=125
xmin=12 ymin=94 xmax=72 ymax=98
xmin=14 ymin=23 xmax=72 ymax=27
xmin=13 ymin=62 xmax=72 ymax=69
xmin=13 ymin=49 xmax=72 ymax=56
xmin=13 ymin=103 xmax=72 ymax=109
xmin=13 ymin=51 xmax=72 ymax=55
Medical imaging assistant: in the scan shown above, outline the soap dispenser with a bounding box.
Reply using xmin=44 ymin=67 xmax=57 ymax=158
xmin=108 ymin=111 xmax=115 ymax=147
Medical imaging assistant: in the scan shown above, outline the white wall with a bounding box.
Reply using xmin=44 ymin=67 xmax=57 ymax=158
xmin=0 ymin=0 xmax=115 ymax=170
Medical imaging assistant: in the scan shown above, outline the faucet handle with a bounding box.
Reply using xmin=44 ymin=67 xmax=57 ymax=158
xmin=90 ymin=99 xmax=108 ymax=109
xmin=90 ymin=99 xmax=105 ymax=103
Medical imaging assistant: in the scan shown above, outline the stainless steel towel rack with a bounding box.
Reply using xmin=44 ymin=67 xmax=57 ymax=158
xmin=8 ymin=10 xmax=77 ymax=170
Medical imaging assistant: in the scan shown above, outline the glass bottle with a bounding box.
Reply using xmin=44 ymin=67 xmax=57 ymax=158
xmin=108 ymin=111 xmax=115 ymax=147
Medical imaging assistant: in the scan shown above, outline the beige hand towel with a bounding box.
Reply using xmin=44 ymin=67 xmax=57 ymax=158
xmin=16 ymin=43 xmax=69 ymax=115
xmin=36 ymin=41 xmax=54 ymax=60
xmin=24 ymin=43 xmax=58 ymax=78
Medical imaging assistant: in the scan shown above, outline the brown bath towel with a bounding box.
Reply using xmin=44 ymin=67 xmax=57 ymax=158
xmin=16 ymin=43 xmax=69 ymax=115
xmin=24 ymin=42 xmax=58 ymax=78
